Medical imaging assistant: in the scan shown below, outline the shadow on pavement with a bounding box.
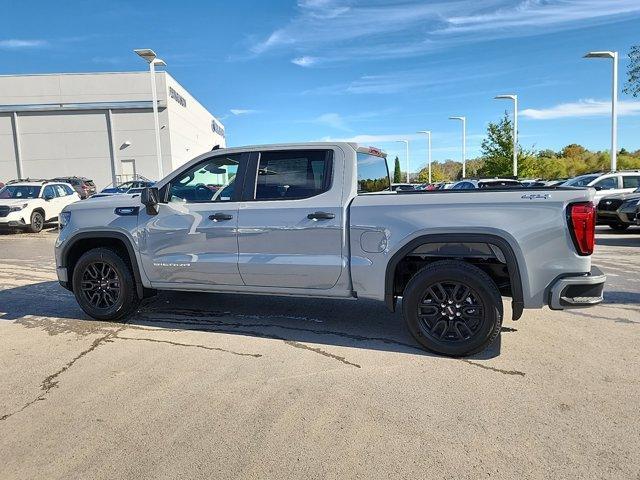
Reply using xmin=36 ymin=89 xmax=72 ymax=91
xmin=596 ymin=235 xmax=640 ymax=247
xmin=0 ymin=281 xmax=502 ymax=359
xmin=604 ymin=290 xmax=640 ymax=305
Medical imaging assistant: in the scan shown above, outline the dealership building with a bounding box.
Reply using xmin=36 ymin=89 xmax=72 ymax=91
xmin=0 ymin=71 xmax=226 ymax=189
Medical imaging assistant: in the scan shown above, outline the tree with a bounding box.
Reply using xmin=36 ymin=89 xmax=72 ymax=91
xmin=561 ymin=144 xmax=586 ymax=158
xmin=478 ymin=112 xmax=527 ymax=177
xmin=623 ymin=45 xmax=640 ymax=97
xmin=393 ymin=156 xmax=402 ymax=183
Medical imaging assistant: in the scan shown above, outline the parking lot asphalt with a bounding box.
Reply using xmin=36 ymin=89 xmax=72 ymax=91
xmin=0 ymin=226 xmax=638 ymax=480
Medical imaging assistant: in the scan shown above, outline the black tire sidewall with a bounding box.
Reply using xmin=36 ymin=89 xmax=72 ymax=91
xmin=72 ymin=248 xmax=138 ymax=321
xmin=29 ymin=211 xmax=44 ymax=233
xmin=403 ymin=262 xmax=502 ymax=357
xmin=609 ymin=223 xmax=629 ymax=231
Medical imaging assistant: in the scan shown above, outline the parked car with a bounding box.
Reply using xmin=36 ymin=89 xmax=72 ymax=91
xmin=563 ymin=171 xmax=640 ymax=203
xmin=450 ymin=179 xmax=522 ymax=189
xmin=55 ymin=143 xmax=605 ymax=357
xmin=391 ymin=183 xmax=417 ymax=191
xmin=100 ymin=180 xmax=155 ymax=195
xmin=544 ymin=179 xmax=568 ymax=187
xmin=52 ymin=176 xmax=96 ymax=199
xmin=597 ymin=188 xmax=640 ymax=231
xmin=520 ymin=179 xmax=547 ymax=187
xmin=0 ymin=180 xmax=80 ymax=232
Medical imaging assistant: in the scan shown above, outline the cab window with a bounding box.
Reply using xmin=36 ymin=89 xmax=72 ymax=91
xmin=43 ymin=185 xmax=57 ymax=199
xmin=253 ymin=150 xmax=332 ymax=200
xmin=357 ymin=152 xmax=390 ymax=193
xmin=169 ymin=154 xmax=243 ymax=203
xmin=622 ymin=176 xmax=640 ymax=189
xmin=593 ymin=177 xmax=618 ymax=190
xmin=54 ymin=185 xmax=68 ymax=197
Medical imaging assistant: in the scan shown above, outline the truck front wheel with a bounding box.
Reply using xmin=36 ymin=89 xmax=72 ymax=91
xmin=72 ymin=247 xmax=140 ymax=321
xmin=402 ymin=260 xmax=503 ymax=357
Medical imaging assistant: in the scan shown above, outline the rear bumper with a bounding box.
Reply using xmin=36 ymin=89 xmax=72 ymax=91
xmin=548 ymin=266 xmax=606 ymax=310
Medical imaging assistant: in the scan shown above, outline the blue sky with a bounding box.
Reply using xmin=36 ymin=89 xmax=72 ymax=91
xmin=1 ymin=0 xmax=640 ymax=171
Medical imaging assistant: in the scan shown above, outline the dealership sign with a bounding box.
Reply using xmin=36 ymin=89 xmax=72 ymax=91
xmin=212 ymin=119 xmax=225 ymax=137
xmin=169 ymin=87 xmax=186 ymax=107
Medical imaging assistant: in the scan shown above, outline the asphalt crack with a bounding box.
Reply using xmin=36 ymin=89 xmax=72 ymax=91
xmin=462 ymin=360 xmax=525 ymax=377
xmin=1 ymin=327 xmax=123 ymax=422
xmin=116 ymin=335 xmax=262 ymax=357
xmin=284 ymin=340 xmax=361 ymax=368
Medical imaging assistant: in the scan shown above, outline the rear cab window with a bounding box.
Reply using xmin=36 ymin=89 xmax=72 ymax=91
xmin=253 ymin=150 xmax=332 ymax=200
xmin=357 ymin=149 xmax=390 ymax=193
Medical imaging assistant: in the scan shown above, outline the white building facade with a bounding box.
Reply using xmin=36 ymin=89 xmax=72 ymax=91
xmin=0 ymin=72 xmax=225 ymax=189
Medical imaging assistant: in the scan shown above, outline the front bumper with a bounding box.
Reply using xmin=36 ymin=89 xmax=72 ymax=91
xmin=56 ymin=266 xmax=69 ymax=290
xmin=548 ymin=266 xmax=606 ymax=310
xmin=0 ymin=218 xmax=27 ymax=228
xmin=596 ymin=211 xmax=619 ymax=224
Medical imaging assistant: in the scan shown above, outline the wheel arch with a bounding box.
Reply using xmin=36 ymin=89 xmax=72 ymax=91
xmin=384 ymin=233 xmax=524 ymax=320
xmin=60 ymin=231 xmax=147 ymax=299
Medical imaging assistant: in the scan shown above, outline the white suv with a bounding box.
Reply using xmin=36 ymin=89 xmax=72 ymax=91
xmin=0 ymin=181 xmax=80 ymax=232
xmin=564 ymin=171 xmax=640 ymax=202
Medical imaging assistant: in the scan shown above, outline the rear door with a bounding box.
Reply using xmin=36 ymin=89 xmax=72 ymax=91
xmin=138 ymin=152 xmax=249 ymax=287
xmin=236 ymin=148 xmax=344 ymax=289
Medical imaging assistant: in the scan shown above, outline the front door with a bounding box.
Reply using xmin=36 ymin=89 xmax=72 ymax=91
xmin=138 ymin=152 xmax=249 ymax=287
xmin=237 ymin=149 xmax=344 ymax=289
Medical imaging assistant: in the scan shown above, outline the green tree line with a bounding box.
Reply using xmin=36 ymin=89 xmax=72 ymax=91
xmin=413 ymin=112 xmax=640 ymax=183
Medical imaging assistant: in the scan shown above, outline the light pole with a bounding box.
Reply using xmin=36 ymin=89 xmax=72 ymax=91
xmin=584 ymin=51 xmax=618 ymax=172
xmin=417 ymin=130 xmax=432 ymax=183
xmin=395 ymin=140 xmax=410 ymax=183
xmin=449 ymin=116 xmax=466 ymax=178
xmin=134 ymin=48 xmax=167 ymax=179
xmin=495 ymin=94 xmax=518 ymax=178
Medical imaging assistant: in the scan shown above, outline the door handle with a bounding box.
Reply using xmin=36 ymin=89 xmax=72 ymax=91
xmin=307 ymin=211 xmax=335 ymax=220
xmin=209 ymin=212 xmax=233 ymax=221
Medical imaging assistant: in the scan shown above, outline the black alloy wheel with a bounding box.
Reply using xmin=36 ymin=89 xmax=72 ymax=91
xmin=80 ymin=262 xmax=121 ymax=309
xmin=402 ymin=260 xmax=503 ymax=357
xmin=417 ymin=281 xmax=485 ymax=343
xmin=72 ymin=248 xmax=140 ymax=321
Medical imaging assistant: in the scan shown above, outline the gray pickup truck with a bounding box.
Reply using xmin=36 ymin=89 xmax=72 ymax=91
xmin=55 ymin=143 xmax=605 ymax=356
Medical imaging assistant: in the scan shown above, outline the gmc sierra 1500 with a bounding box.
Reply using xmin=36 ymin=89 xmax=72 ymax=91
xmin=55 ymin=143 xmax=605 ymax=356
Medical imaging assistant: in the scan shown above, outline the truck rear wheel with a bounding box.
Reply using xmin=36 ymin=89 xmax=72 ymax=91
xmin=72 ymin=247 xmax=140 ymax=321
xmin=402 ymin=260 xmax=503 ymax=357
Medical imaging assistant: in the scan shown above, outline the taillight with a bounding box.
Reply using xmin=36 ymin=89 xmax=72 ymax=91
xmin=567 ymin=202 xmax=596 ymax=256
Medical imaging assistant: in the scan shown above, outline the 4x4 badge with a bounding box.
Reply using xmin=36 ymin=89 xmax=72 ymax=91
xmin=521 ymin=193 xmax=551 ymax=200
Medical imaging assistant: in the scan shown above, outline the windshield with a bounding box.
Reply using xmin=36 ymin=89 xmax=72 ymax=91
xmin=563 ymin=174 xmax=599 ymax=187
xmin=0 ymin=185 xmax=42 ymax=199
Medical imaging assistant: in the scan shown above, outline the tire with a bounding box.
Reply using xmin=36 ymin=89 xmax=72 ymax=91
xmin=72 ymin=247 xmax=140 ymax=321
xmin=609 ymin=223 xmax=629 ymax=231
xmin=402 ymin=260 xmax=503 ymax=357
xmin=27 ymin=210 xmax=44 ymax=233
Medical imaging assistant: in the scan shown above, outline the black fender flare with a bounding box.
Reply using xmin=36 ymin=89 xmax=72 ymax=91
xmin=384 ymin=233 xmax=524 ymax=320
xmin=60 ymin=231 xmax=145 ymax=299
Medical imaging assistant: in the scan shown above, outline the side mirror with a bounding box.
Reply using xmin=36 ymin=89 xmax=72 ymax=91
xmin=592 ymin=185 xmax=602 ymax=191
xmin=141 ymin=187 xmax=160 ymax=215
xmin=44 ymin=193 xmax=55 ymax=201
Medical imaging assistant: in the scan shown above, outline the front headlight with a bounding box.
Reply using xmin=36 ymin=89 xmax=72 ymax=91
xmin=621 ymin=199 xmax=640 ymax=209
xmin=9 ymin=203 xmax=28 ymax=212
xmin=59 ymin=211 xmax=71 ymax=229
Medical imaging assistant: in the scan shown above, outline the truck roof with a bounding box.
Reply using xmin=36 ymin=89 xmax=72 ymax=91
xmin=208 ymin=142 xmax=387 ymax=157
